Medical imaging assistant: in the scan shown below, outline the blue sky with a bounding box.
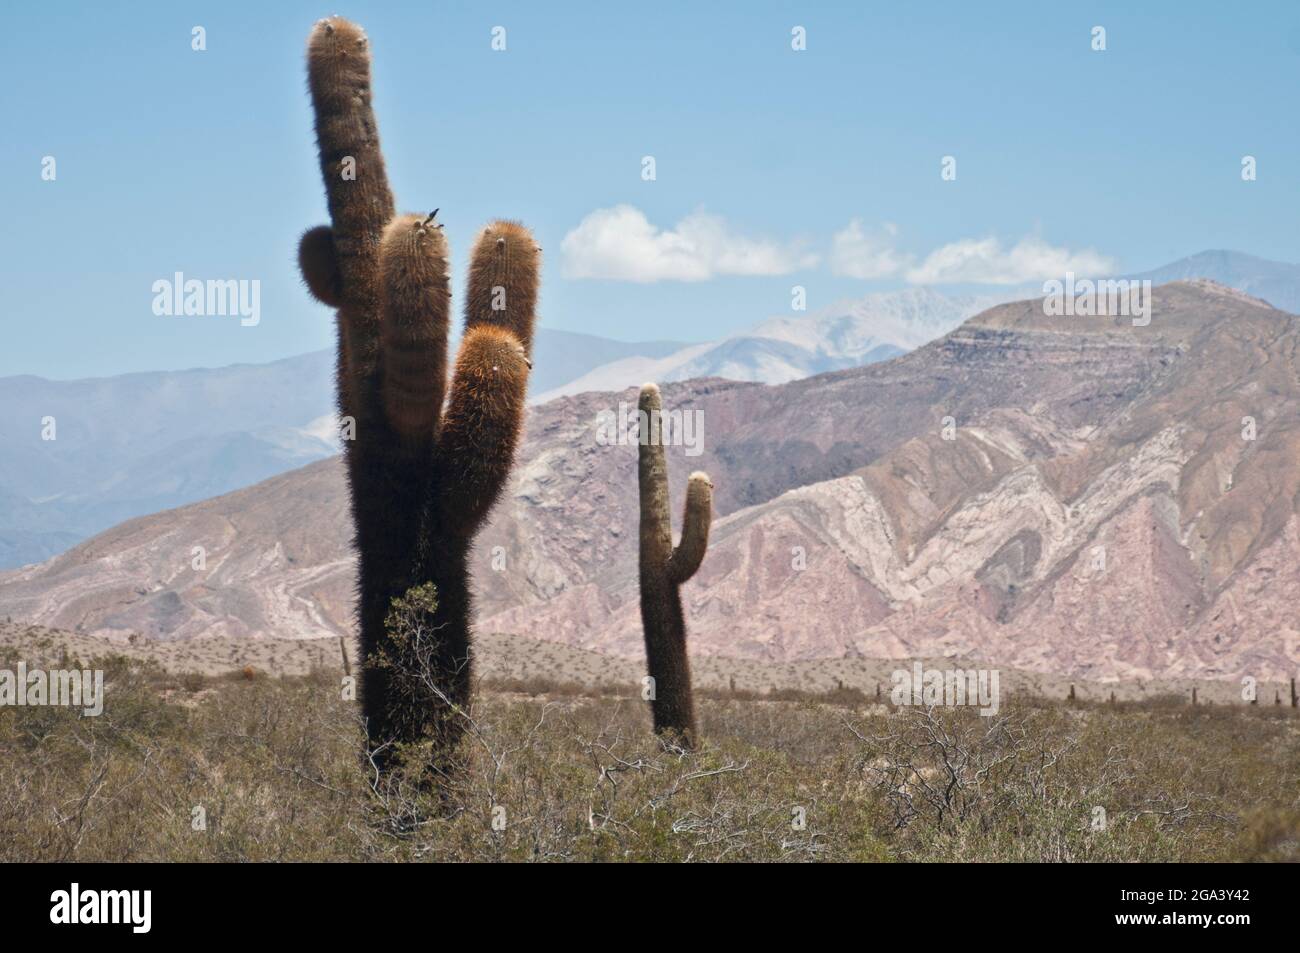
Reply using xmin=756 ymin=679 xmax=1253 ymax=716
xmin=4 ymin=0 xmax=1300 ymax=378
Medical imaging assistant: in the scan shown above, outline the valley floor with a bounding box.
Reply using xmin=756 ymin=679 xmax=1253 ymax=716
xmin=3 ymin=622 xmax=1291 ymax=706
xmin=0 ymin=630 xmax=1297 ymax=862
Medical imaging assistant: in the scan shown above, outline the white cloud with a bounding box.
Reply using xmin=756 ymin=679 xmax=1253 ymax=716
xmin=904 ymin=236 xmax=1115 ymax=285
xmin=560 ymin=205 xmax=819 ymax=282
xmin=830 ymin=219 xmax=913 ymax=279
xmin=564 ymin=207 xmax=1114 ymax=289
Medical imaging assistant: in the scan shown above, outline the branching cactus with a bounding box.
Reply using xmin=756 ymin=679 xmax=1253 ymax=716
xmin=297 ymin=17 xmax=539 ymax=775
xmin=637 ymin=383 xmax=713 ymax=746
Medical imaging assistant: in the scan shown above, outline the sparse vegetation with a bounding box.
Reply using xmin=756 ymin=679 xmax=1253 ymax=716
xmin=1 ymin=645 xmax=1294 ymax=863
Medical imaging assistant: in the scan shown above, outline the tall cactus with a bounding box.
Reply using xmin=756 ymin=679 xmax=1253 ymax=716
xmin=637 ymin=383 xmax=713 ymax=746
xmin=297 ymin=17 xmax=539 ymax=774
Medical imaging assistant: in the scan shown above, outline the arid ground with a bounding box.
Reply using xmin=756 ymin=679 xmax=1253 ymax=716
xmin=2 ymin=624 xmax=1296 ymax=863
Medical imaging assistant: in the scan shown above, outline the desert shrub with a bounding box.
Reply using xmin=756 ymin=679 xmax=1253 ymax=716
xmin=1236 ymin=808 xmax=1300 ymax=862
xmin=847 ymin=699 xmax=1300 ymax=862
xmin=0 ymin=655 xmax=1294 ymax=862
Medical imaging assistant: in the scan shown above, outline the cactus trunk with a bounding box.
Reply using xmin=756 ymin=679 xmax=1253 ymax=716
xmin=637 ymin=383 xmax=712 ymax=747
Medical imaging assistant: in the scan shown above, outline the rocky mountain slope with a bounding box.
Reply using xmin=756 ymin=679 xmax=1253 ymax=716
xmin=3 ymin=281 xmax=1298 ymax=682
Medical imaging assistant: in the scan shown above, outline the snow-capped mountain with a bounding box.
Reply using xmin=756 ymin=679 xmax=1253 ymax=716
xmin=535 ymin=287 xmax=1015 ymax=400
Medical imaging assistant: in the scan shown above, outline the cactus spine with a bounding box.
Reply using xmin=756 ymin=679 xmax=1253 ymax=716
xmin=298 ymin=17 xmax=540 ymax=775
xmin=637 ymin=383 xmax=713 ymax=746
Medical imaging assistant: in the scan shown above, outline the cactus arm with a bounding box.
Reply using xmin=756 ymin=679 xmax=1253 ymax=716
xmin=305 ymin=16 xmax=395 ymax=272
xmin=464 ymin=221 xmax=542 ymax=356
xmin=667 ymin=471 xmax=713 ymax=584
xmin=304 ymin=16 xmax=396 ymax=400
xmin=377 ymin=213 xmax=452 ymax=445
xmin=431 ymin=222 xmax=539 ymax=534
xmin=434 ymin=325 xmax=533 ymax=536
xmin=298 ymin=225 xmax=343 ymax=308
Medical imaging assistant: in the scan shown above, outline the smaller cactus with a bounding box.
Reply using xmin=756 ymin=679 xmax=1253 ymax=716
xmin=637 ymin=383 xmax=713 ymax=746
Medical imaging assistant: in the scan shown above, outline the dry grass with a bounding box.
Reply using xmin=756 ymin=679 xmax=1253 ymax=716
xmin=0 ymin=645 xmax=1296 ymax=863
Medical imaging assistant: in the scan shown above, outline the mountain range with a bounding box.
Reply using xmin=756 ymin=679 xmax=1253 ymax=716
xmin=538 ymin=249 xmax=1300 ymax=401
xmin=4 ymin=249 xmax=1298 ymax=578
xmin=531 ymin=287 xmax=1015 ymax=400
xmin=0 ymin=286 xmax=1007 ymax=569
xmin=3 ymin=278 xmax=1297 ymax=683
xmin=1127 ymin=249 xmax=1300 ymax=312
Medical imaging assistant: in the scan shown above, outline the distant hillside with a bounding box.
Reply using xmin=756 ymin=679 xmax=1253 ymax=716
xmin=5 ymin=281 xmax=1298 ymax=683
xmin=0 ymin=329 xmax=685 ymax=569
xmin=537 ymin=251 xmax=1300 ymax=403
xmin=536 ymin=287 xmax=1014 ymax=400
xmin=1129 ymin=250 xmax=1300 ymax=313
xmin=0 ymin=350 xmax=339 ymax=569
